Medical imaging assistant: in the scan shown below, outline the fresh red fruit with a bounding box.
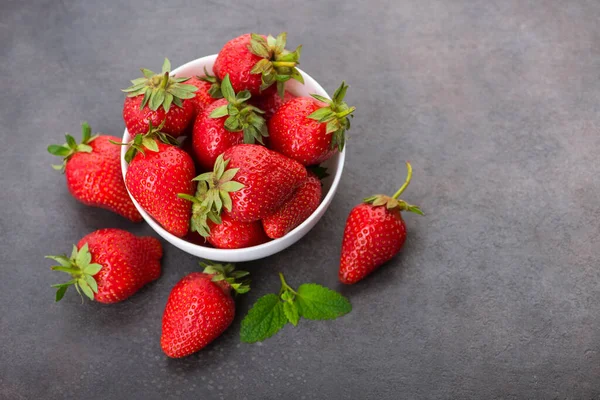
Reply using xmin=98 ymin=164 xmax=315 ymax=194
xmin=213 ymin=33 xmax=303 ymax=96
xmin=223 ymin=145 xmax=307 ymax=222
xmin=161 ymin=263 xmax=250 ymax=358
xmin=47 ymin=228 xmax=162 ymax=303
xmin=262 ymin=172 xmax=322 ymax=239
xmin=122 ymin=124 xmax=196 ymax=238
xmin=122 ymin=58 xmax=197 ymax=137
xmin=339 ymin=163 xmax=423 ymax=284
xmin=251 ymin=89 xmax=295 ymax=120
xmin=191 ymin=75 xmax=267 ymax=170
xmin=207 ymin=212 xmax=269 ymax=249
xmin=47 ymin=122 xmax=142 ymax=222
xmin=268 ymin=82 xmax=355 ymax=166
xmin=185 ymin=69 xmax=222 ymax=115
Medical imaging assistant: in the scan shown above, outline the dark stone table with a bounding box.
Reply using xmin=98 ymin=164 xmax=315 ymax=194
xmin=2 ymin=1 xmax=599 ymax=398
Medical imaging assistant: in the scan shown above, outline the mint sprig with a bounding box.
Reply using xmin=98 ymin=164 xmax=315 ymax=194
xmin=240 ymin=273 xmax=351 ymax=343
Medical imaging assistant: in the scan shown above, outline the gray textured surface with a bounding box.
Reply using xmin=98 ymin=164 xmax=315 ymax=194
xmin=2 ymin=0 xmax=600 ymax=399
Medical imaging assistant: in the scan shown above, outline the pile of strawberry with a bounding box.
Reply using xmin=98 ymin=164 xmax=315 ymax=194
xmin=46 ymin=33 xmax=423 ymax=358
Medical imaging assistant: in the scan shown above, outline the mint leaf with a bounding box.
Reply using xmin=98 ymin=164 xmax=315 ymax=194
xmin=283 ymin=300 xmax=299 ymax=326
xmin=296 ymin=284 xmax=352 ymax=320
xmin=240 ymin=294 xmax=287 ymax=343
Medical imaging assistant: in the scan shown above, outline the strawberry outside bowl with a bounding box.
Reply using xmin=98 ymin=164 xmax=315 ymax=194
xmin=121 ymin=54 xmax=345 ymax=262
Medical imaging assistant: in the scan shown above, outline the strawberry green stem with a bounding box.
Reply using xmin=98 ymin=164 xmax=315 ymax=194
xmin=160 ymin=72 xmax=170 ymax=89
xmin=272 ymin=61 xmax=296 ymax=68
xmin=392 ymin=162 xmax=413 ymax=199
xmin=279 ymin=273 xmax=296 ymax=295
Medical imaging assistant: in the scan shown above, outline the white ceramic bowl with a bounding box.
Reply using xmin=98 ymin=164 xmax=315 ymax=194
xmin=121 ymin=54 xmax=345 ymax=262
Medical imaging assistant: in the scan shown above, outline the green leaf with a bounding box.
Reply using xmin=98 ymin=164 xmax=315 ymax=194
xmin=178 ymin=193 xmax=199 ymax=203
xmin=220 ymin=190 xmax=232 ymax=212
xmin=76 ymin=144 xmax=93 ymax=153
xmin=310 ymin=94 xmax=331 ymax=104
xmin=81 ymin=121 xmax=92 ymax=142
xmin=164 ymin=92 xmax=173 ymax=112
xmin=296 ymin=284 xmax=352 ymax=320
xmin=162 ymin=58 xmax=171 ymax=74
xmin=332 ymin=81 xmax=349 ymax=104
xmin=45 ymin=255 xmax=72 ymax=267
xmin=290 ymin=68 xmax=304 ymax=84
xmin=83 ymin=274 xmax=98 ymax=293
xmin=192 ymin=171 xmax=214 ymax=182
xmin=240 ymin=294 xmax=287 ymax=343
xmin=142 ymin=137 xmax=159 ymax=152
xmin=220 ymin=181 xmax=244 ymax=192
xmin=220 ymin=75 xmax=236 ymax=103
xmin=308 ymin=108 xmax=335 ymax=122
xmin=75 ymin=243 xmax=91 ymax=267
xmin=141 ymin=68 xmax=155 ymax=78
xmin=207 ymin=106 xmax=229 ymax=121
xmin=150 ymin=89 xmax=165 ymax=110
xmin=50 ymin=266 xmax=79 ymax=274
xmin=248 ymin=33 xmax=270 ymax=58
xmin=251 ymin=59 xmax=272 ymax=74
xmin=236 ymin=90 xmax=252 ymax=103
xmin=78 ymin=279 xmax=94 ymax=300
xmin=275 ymin=32 xmax=287 ymax=53
xmin=224 ymin=115 xmax=241 ymax=132
xmin=65 ymin=134 xmax=77 ymax=148
xmin=219 ymin=167 xmax=238 ymax=183
xmin=83 ymin=263 xmax=102 ymax=275
xmin=70 ymin=245 xmax=78 ymax=260
xmin=283 ymin=300 xmax=300 ymax=326
xmin=55 ymin=285 xmax=68 ymax=302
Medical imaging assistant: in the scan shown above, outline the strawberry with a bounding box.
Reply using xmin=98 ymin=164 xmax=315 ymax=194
xmin=191 ymin=75 xmax=268 ymax=171
xmin=251 ymin=89 xmax=296 ymax=120
xmin=180 ymin=166 xmax=269 ymax=249
xmin=47 ymin=122 xmax=142 ymax=222
xmin=161 ymin=262 xmax=250 ymax=358
xmin=339 ymin=163 xmax=423 ymax=284
xmin=47 ymin=228 xmax=162 ymax=303
xmin=262 ymin=171 xmax=322 ymax=239
xmin=119 ymin=123 xmax=196 ymax=237
xmin=122 ymin=58 xmax=197 ymax=137
xmin=184 ymin=146 xmax=306 ymax=225
xmin=186 ymin=68 xmax=222 ymax=115
xmin=213 ymin=33 xmax=303 ymax=96
xmin=268 ymin=82 xmax=356 ymax=166
xmin=207 ymin=212 xmax=269 ymax=249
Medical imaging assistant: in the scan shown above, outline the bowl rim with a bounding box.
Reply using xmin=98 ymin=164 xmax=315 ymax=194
xmin=121 ymin=54 xmax=345 ymax=259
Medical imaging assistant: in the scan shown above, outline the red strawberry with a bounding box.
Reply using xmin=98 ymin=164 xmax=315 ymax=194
xmin=339 ymin=163 xmax=423 ymax=284
xmin=122 ymin=58 xmax=197 ymax=137
xmin=262 ymin=171 xmax=322 ymax=239
xmin=47 ymin=228 xmax=162 ymax=303
xmin=47 ymin=122 xmax=142 ymax=222
xmin=251 ymin=89 xmax=296 ymax=120
xmin=186 ymin=68 xmax=222 ymax=115
xmin=161 ymin=262 xmax=250 ymax=358
xmin=207 ymin=212 xmax=269 ymax=249
xmin=121 ymin=123 xmax=196 ymax=237
xmin=191 ymin=75 xmax=267 ymax=171
xmin=224 ymin=145 xmax=307 ymax=222
xmin=213 ymin=33 xmax=303 ymax=96
xmin=268 ymin=82 xmax=355 ymax=166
